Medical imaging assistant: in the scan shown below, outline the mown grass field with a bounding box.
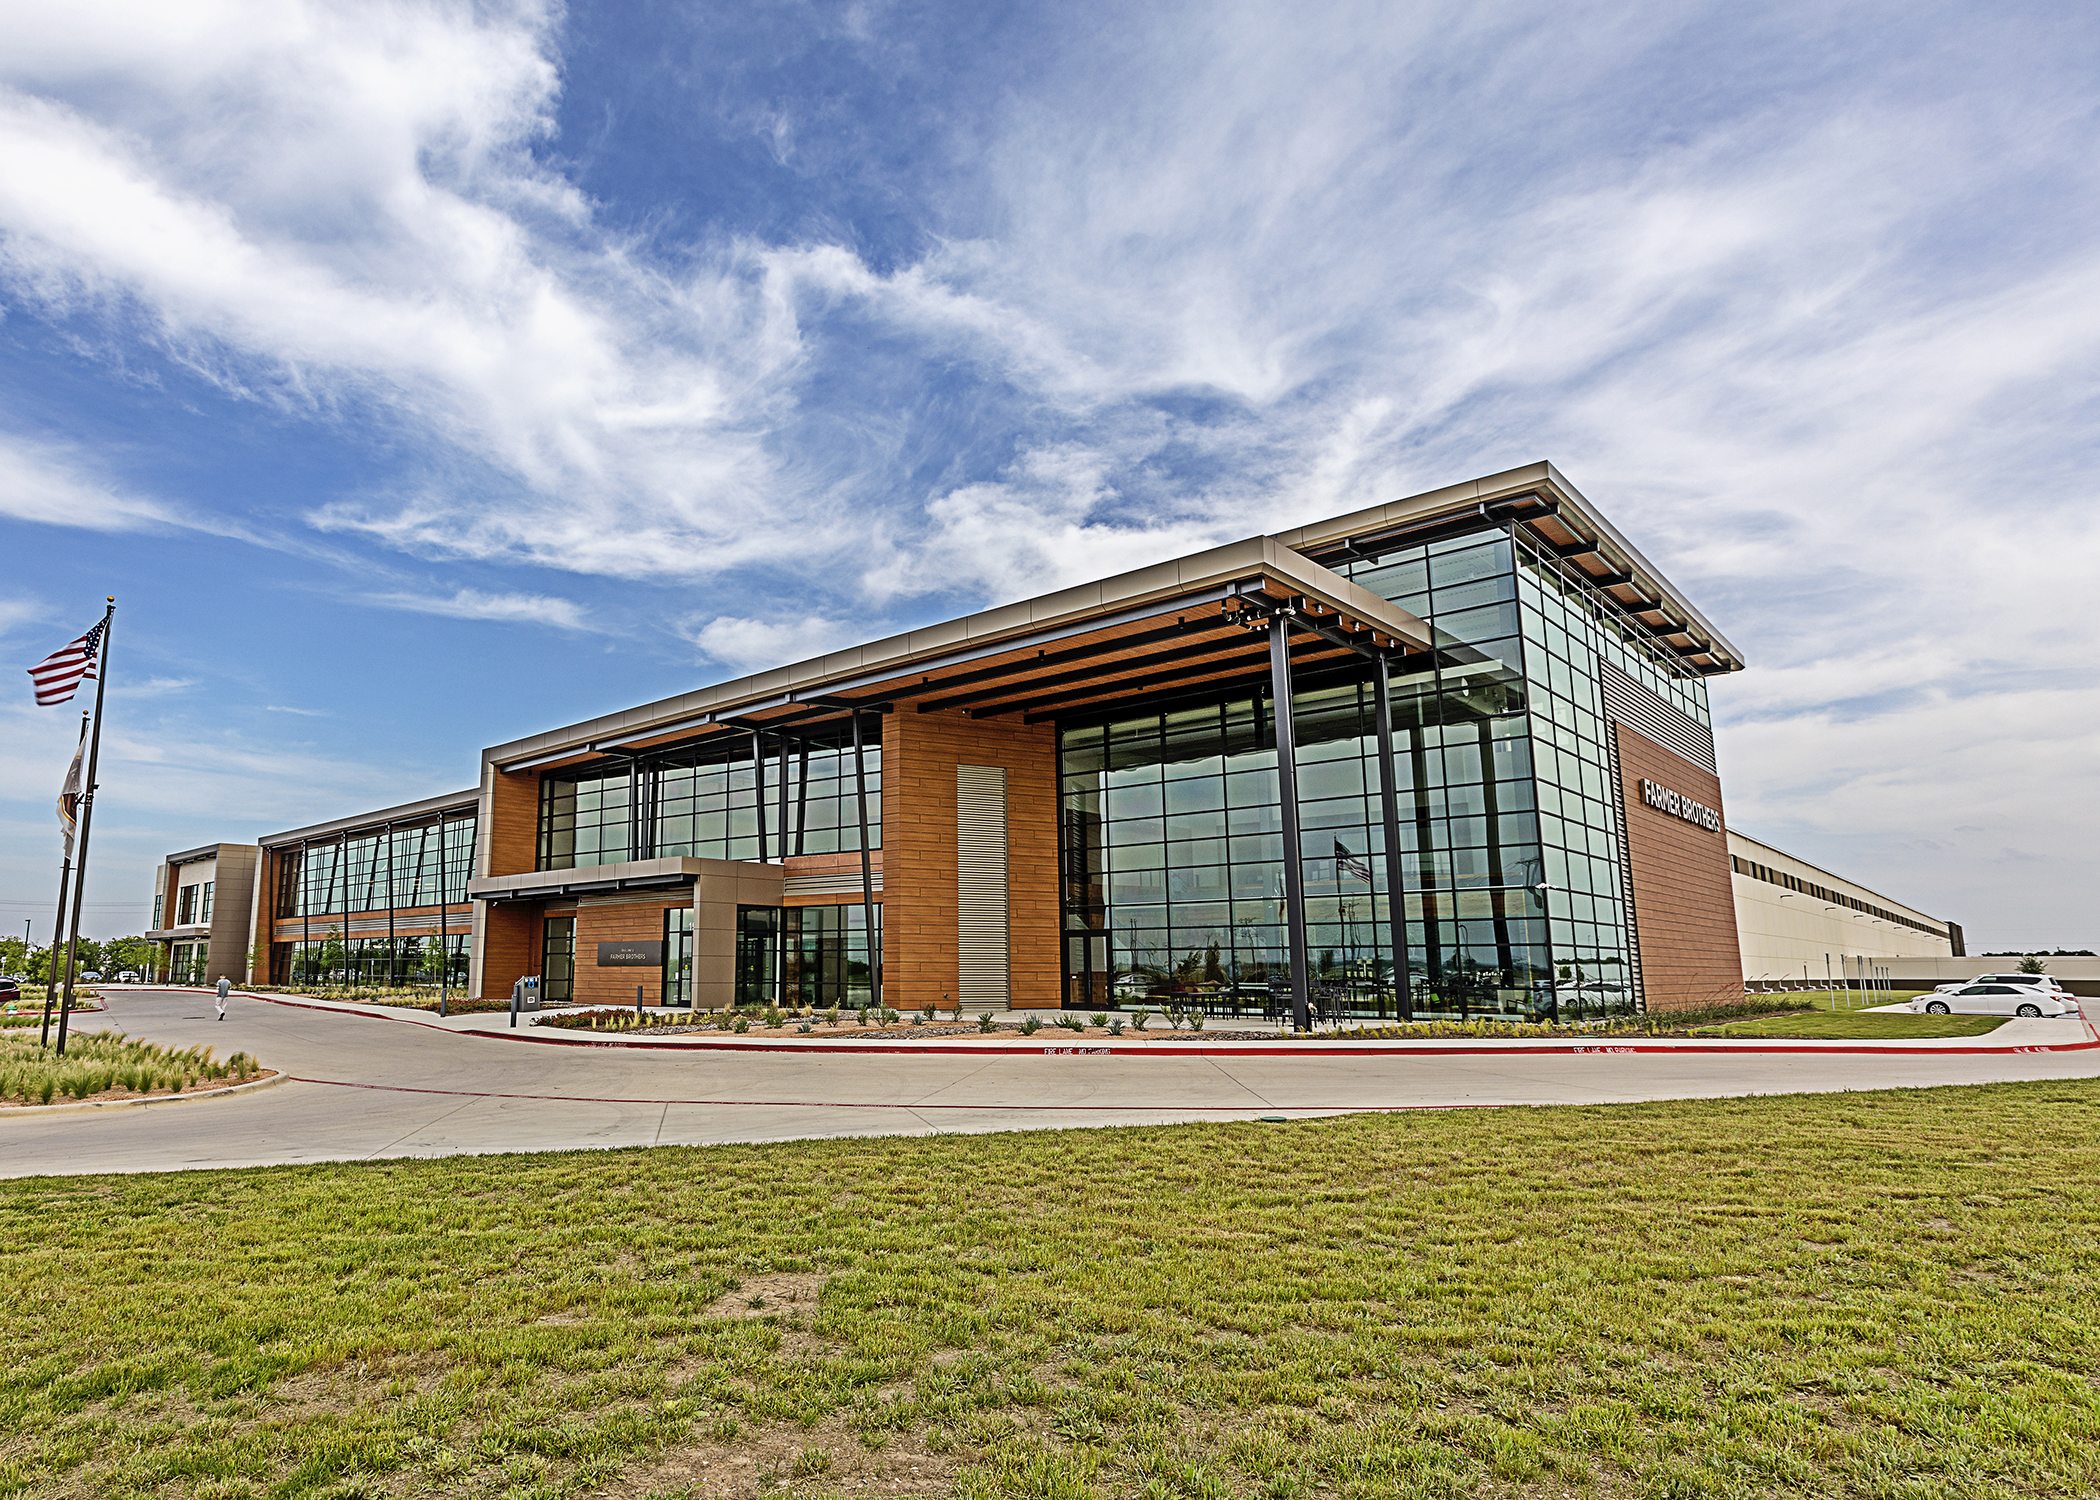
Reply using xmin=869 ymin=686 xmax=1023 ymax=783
xmin=1695 ymin=1010 xmax=2007 ymax=1040
xmin=3 ymin=1081 xmax=2097 ymax=1499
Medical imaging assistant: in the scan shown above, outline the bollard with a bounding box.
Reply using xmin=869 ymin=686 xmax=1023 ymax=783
xmin=510 ymin=980 xmax=520 ymax=1029
xmin=636 ymin=983 xmax=644 ymax=1021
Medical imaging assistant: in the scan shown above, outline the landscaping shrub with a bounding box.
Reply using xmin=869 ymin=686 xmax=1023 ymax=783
xmin=0 ymin=1032 xmax=260 ymax=1105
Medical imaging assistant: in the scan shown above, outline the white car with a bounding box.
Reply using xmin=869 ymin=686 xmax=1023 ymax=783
xmin=1933 ymin=972 xmax=2069 ymax=995
xmin=1913 ymin=983 xmax=2074 ymax=1018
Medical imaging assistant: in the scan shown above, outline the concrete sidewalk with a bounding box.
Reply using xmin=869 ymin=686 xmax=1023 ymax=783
xmin=121 ymin=984 xmax=2098 ymax=1055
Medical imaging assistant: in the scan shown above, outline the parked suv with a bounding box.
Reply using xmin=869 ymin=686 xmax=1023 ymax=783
xmin=1933 ymin=972 xmax=2069 ymax=995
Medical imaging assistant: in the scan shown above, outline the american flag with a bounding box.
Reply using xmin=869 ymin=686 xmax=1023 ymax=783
xmin=1334 ymin=838 xmax=1375 ymax=884
xmin=27 ymin=619 xmax=104 ymax=706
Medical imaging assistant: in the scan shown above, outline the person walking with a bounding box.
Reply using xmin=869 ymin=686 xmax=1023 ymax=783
xmin=215 ymin=974 xmax=230 ymax=1021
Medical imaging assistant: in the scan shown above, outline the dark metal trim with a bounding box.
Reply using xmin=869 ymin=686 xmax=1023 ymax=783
xmin=1269 ymin=616 xmax=1312 ymax=1032
xmin=1372 ymin=654 xmax=1413 ymax=1021
xmin=851 ymin=710 xmax=882 ymax=1006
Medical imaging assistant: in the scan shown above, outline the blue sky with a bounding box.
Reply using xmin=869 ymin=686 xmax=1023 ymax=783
xmin=3 ymin=0 xmax=2097 ymax=948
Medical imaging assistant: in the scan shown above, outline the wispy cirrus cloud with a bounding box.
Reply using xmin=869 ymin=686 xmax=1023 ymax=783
xmin=0 ymin=430 xmax=183 ymax=532
xmin=361 ymin=586 xmax=592 ymax=633
xmin=0 ymin=0 xmax=819 ymax=584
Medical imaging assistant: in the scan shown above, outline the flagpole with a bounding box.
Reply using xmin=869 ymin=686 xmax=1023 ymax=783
xmin=54 ymin=599 xmax=115 ymax=1058
xmin=38 ymin=711 xmax=90 ymax=1048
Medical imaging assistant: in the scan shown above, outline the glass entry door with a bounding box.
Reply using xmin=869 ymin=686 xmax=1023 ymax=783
xmin=541 ymin=916 xmax=576 ymax=1003
xmin=663 ymin=908 xmax=693 ymax=1006
xmin=735 ymin=906 xmax=779 ymax=1005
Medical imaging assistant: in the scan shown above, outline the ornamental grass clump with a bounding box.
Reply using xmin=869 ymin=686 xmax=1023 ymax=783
xmin=0 ymin=1032 xmax=255 ymax=1106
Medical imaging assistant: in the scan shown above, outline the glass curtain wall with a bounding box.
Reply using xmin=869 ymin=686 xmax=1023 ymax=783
xmin=1059 ymin=527 xmax=1554 ymax=1020
xmin=1339 ymin=529 xmax=1553 ymax=1018
xmin=278 ymin=934 xmax=469 ymax=989
xmin=783 ymin=904 xmax=879 ymax=1007
xmin=539 ymin=729 xmax=880 ymax=871
xmin=276 ymin=814 xmax=478 ymax=917
xmin=1511 ymin=531 xmax=1713 ymax=1018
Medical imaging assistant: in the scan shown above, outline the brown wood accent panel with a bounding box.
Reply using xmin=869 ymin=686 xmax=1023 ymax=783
xmin=917 ymin=623 xmax=1250 ymax=712
xmin=882 ymin=710 xmax=1059 ymax=1011
xmin=486 ymin=768 xmax=541 ymax=878
xmin=479 ymin=901 xmax=538 ymax=1000
xmin=1011 ymin=640 xmax=1354 ymax=719
xmin=779 ymin=851 xmax=883 ymax=876
xmin=1615 ymin=724 xmax=1743 ymax=1012
xmin=573 ymin=897 xmax=684 ymax=1008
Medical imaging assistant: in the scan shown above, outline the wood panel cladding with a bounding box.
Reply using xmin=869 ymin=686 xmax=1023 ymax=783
xmin=1615 ymin=723 xmax=1743 ymax=1012
xmin=881 ymin=710 xmax=1060 ymax=1010
xmin=572 ymin=897 xmax=684 ymax=1008
xmin=485 ymin=768 xmax=541 ymax=878
xmin=478 ymin=902 xmax=538 ymax=1000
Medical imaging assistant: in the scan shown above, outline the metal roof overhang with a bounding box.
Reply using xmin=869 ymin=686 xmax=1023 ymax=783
xmin=467 ymin=870 xmax=698 ymax=905
xmin=490 ymin=539 xmax=1434 ymax=773
xmin=1276 ymin=461 xmax=1746 ymax=676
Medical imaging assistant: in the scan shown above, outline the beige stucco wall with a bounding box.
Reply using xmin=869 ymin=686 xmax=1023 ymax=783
xmin=1730 ymin=830 xmax=1955 ymax=983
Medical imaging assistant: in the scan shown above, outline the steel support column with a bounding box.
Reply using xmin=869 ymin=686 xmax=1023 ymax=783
xmin=1371 ymin=653 xmax=1413 ymax=1020
xmin=851 ymin=711 xmax=882 ymax=1007
xmin=776 ymin=731 xmax=790 ymax=1003
xmin=437 ymin=812 xmax=449 ymax=1017
xmin=751 ymin=729 xmax=769 ymax=863
xmin=793 ymin=737 xmax=810 ymax=856
xmin=1268 ymin=617 xmax=1312 ymax=1032
xmin=384 ymin=820 xmax=396 ymax=988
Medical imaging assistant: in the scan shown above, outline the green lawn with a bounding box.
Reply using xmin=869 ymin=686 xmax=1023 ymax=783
xmin=1695 ymin=1009 xmax=2008 ymax=1040
xmin=3 ymin=1083 xmax=2098 ymax=1499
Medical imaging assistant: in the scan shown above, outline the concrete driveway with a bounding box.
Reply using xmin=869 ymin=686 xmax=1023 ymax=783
xmin=2 ymin=987 xmax=2095 ymax=1179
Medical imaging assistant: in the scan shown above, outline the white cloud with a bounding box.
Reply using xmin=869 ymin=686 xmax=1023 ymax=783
xmin=0 ymin=598 xmax=46 ymax=640
xmin=0 ymin=430 xmax=182 ymax=532
xmin=892 ymin=442 xmax=1232 ymax=604
xmin=361 ymin=586 xmax=591 ymax=632
xmin=0 ymin=0 xmax=821 ymax=584
xmin=685 ymin=614 xmax=858 ymax=675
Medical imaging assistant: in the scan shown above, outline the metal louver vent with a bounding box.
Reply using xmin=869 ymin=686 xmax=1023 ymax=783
xmin=956 ymin=764 xmax=1011 ymax=1008
xmin=1599 ymin=662 xmax=1715 ymax=773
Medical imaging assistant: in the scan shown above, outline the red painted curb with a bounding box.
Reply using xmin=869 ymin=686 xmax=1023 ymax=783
xmin=144 ymin=986 xmax=2100 ymax=1061
xmin=282 ymin=1073 xmax=1489 ymax=1113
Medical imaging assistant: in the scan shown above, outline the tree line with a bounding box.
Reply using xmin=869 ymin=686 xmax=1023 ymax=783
xmin=0 ymin=935 xmax=157 ymax=983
